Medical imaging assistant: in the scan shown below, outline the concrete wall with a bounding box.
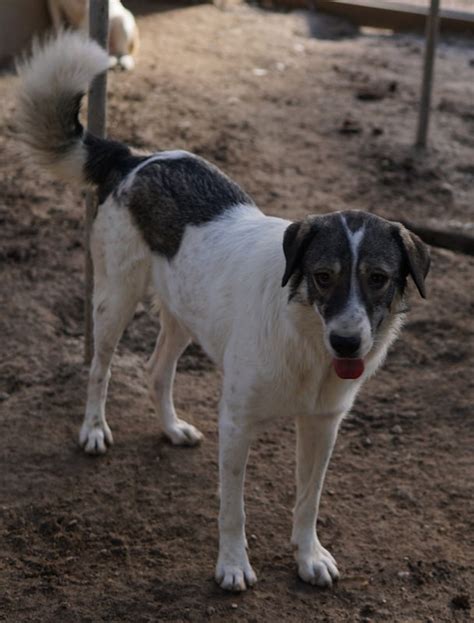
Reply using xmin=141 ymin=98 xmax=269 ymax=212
xmin=0 ymin=0 xmax=51 ymax=67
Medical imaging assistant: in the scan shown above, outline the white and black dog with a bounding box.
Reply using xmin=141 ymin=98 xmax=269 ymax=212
xmin=16 ymin=33 xmax=429 ymax=592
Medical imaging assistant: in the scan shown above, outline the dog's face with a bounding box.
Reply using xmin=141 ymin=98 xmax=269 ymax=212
xmin=282 ymin=211 xmax=430 ymax=378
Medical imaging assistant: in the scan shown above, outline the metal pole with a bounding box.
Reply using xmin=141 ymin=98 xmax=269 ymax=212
xmin=415 ymin=0 xmax=440 ymax=149
xmin=84 ymin=0 xmax=109 ymax=365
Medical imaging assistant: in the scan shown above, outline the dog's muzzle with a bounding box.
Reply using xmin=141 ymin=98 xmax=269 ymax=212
xmin=329 ymin=333 xmax=365 ymax=380
xmin=329 ymin=333 xmax=361 ymax=358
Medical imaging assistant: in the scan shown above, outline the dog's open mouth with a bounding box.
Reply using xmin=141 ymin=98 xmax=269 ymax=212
xmin=333 ymin=358 xmax=365 ymax=380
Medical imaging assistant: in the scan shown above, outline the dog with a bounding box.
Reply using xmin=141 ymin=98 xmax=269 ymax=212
xmin=47 ymin=0 xmax=139 ymax=70
xmin=16 ymin=32 xmax=430 ymax=592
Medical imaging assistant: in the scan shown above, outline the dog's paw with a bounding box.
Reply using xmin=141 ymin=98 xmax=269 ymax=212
xmin=215 ymin=558 xmax=257 ymax=592
xmin=163 ymin=419 xmax=203 ymax=446
xmin=108 ymin=55 xmax=119 ymax=69
xmin=79 ymin=422 xmax=113 ymax=455
xmin=118 ymin=55 xmax=135 ymax=71
xmin=296 ymin=544 xmax=339 ymax=587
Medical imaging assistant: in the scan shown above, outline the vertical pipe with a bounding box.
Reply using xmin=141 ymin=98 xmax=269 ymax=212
xmin=415 ymin=0 xmax=440 ymax=149
xmin=84 ymin=1 xmax=109 ymax=365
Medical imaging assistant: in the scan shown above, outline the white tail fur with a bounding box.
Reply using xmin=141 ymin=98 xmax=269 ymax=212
xmin=16 ymin=31 xmax=109 ymax=183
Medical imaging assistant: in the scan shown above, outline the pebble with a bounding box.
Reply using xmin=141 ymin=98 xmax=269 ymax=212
xmin=391 ymin=425 xmax=403 ymax=435
xmin=0 ymin=392 xmax=10 ymax=401
xmin=206 ymin=606 xmax=216 ymax=616
xmin=398 ymin=571 xmax=410 ymax=579
xmin=362 ymin=436 xmax=372 ymax=447
xmin=438 ymin=182 xmax=454 ymax=196
xmin=231 ymin=603 xmax=238 ymax=609
xmin=450 ymin=593 xmax=470 ymax=610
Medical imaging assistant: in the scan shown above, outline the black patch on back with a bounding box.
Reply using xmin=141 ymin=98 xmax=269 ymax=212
xmin=83 ymin=133 xmax=148 ymax=204
xmin=124 ymin=155 xmax=255 ymax=257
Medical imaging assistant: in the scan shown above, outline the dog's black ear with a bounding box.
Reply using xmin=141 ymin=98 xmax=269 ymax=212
xmin=395 ymin=224 xmax=431 ymax=298
xmin=281 ymin=219 xmax=314 ymax=287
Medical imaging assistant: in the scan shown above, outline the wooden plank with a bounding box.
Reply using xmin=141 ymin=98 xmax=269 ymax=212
xmin=266 ymin=0 xmax=474 ymax=35
xmin=401 ymin=220 xmax=474 ymax=255
xmin=84 ymin=1 xmax=109 ymax=365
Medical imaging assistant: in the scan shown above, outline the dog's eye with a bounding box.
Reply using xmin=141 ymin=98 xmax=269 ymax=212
xmin=314 ymin=272 xmax=332 ymax=288
xmin=368 ymin=273 xmax=388 ymax=289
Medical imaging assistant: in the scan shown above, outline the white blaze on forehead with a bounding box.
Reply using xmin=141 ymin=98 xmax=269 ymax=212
xmin=341 ymin=216 xmax=365 ymax=327
xmin=326 ymin=215 xmax=371 ymax=347
xmin=341 ymin=215 xmax=365 ymax=259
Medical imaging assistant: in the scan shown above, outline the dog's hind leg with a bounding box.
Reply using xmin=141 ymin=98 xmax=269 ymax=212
xmin=147 ymin=308 xmax=203 ymax=446
xmin=80 ymin=208 xmax=149 ymax=455
xmin=80 ymin=277 xmax=144 ymax=454
xmin=291 ymin=414 xmax=342 ymax=587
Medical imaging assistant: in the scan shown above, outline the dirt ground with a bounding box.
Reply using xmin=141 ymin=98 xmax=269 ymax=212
xmin=1 ymin=2 xmax=473 ymax=621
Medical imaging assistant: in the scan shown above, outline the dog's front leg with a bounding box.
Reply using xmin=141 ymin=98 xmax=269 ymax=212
xmin=291 ymin=414 xmax=342 ymax=587
xmin=215 ymin=409 xmax=257 ymax=591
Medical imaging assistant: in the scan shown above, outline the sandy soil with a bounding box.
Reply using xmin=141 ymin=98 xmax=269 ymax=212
xmin=0 ymin=2 xmax=473 ymax=621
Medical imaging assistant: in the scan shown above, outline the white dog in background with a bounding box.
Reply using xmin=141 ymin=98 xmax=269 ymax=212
xmin=47 ymin=0 xmax=139 ymax=70
xmin=16 ymin=33 xmax=430 ymax=592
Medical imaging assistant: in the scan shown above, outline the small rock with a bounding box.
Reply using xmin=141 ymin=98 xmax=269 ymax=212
xmin=397 ymin=571 xmax=410 ymax=579
xmin=252 ymin=68 xmax=267 ymax=77
xmin=356 ymin=86 xmax=385 ymax=101
xmin=0 ymin=392 xmax=10 ymax=401
xmin=339 ymin=118 xmax=362 ymax=135
xmin=360 ymin=603 xmax=376 ymax=617
xmin=250 ymin=533 xmax=258 ymax=542
xmin=293 ymin=43 xmax=305 ymax=53
xmin=231 ymin=603 xmax=238 ymax=609
xmin=391 ymin=425 xmax=403 ymax=435
xmin=362 ymin=436 xmax=372 ymax=447
xmin=438 ymin=182 xmax=454 ymax=196
xmin=206 ymin=606 xmax=216 ymax=616
xmin=450 ymin=594 xmax=470 ymax=610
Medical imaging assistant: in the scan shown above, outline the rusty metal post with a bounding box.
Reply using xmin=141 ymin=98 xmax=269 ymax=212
xmin=415 ymin=0 xmax=440 ymax=149
xmin=84 ymin=0 xmax=109 ymax=365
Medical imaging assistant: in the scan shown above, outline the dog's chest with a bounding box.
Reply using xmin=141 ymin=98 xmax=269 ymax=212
xmin=232 ymin=360 xmax=359 ymax=424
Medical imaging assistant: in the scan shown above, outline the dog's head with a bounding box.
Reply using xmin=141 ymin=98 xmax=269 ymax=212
xmin=282 ymin=211 xmax=430 ymax=379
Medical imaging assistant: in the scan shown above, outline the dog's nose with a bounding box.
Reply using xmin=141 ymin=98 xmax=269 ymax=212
xmin=329 ymin=333 xmax=361 ymax=358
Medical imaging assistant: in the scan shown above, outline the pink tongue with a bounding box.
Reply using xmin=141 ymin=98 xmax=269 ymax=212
xmin=333 ymin=358 xmax=365 ymax=380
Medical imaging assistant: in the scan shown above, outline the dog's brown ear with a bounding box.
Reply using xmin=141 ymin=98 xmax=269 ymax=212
xmin=395 ymin=224 xmax=431 ymax=298
xmin=282 ymin=219 xmax=314 ymax=287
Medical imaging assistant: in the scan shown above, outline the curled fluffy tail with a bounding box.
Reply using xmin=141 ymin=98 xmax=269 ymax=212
xmin=16 ymin=31 xmax=130 ymax=186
